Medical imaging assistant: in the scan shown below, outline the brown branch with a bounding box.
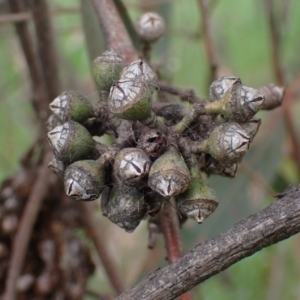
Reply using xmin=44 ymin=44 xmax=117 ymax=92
xmin=116 ymin=184 xmax=300 ymax=300
xmin=90 ymin=0 xmax=138 ymax=64
xmin=159 ymin=200 xmax=192 ymax=300
xmin=27 ymin=0 xmax=61 ymax=102
xmin=263 ymin=0 xmax=284 ymax=85
xmin=8 ymin=0 xmax=49 ymax=121
xmin=0 ymin=7 xmax=79 ymax=24
xmin=157 ymin=82 xmax=205 ymax=103
xmin=197 ymin=0 xmax=218 ymax=86
xmin=80 ymin=202 xmax=126 ymax=295
xmin=264 ymin=1 xmax=300 ymax=176
xmin=3 ymin=152 xmax=53 ymax=300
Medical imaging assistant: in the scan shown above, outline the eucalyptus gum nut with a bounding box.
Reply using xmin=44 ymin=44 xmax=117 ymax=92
xmin=48 ymin=156 xmax=65 ymax=178
xmin=148 ymin=147 xmax=191 ymax=197
xmin=178 ymin=177 xmax=218 ymax=223
xmin=49 ymin=91 xmax=93 ymax=123
xmin=204 ymin=157 xmax=238 ymax=178
xmin=209 ymin=76 xmax=241 ymax=101
xmin=113 ymin=148 xmax=151 ymax=187
xmin=135 ymin=12 xmax=166 ymax=42
xmin=46 ymin=114 xmax=62 ymax=132
xmin=64 ymin=160 xmax=105 ymax=201
xmin=108 ymin=78 xmax=152 ymax=121
xmin=207 ymin=78 xmax=264 ymax=122
xmin=92 ymin=49 xmax=125 ymax=91
xmin=120 ymin=60 xmax=158 ymax=89
xmin=258 ymin=84 xmax=284 ymax=110
xmin=47 ymin=120 xmax=95 ymax=163
xmin=102 ymin=185 xmax=147 ymax=232
xmin=239 ymin=118 xmax=261 ymax=142
xmin=206 ymin=122 xmax=250 ymax=165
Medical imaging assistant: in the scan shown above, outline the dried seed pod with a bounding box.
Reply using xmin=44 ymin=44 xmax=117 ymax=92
xmin=193 ymin=122 xmax=250 ymax=165
xmin=101 ymin=185 xmax=147 ymax=232
xmin=49 ymin=91 xmax=93 ymax=123
xmin=239 ymin=118 xmax=261 ymax=142
xmin=113 ymin=148 xmax=151 ymax=187
xmin=258 ymin=84 xmax=284 ymax=110
xmin=135 ymin=12 xmax=166 ymax=42
xmin=48 ymin=120 xmax=95 ymax=163
xmin=46 ymin=114 xmax=62 ymax=132
xmin=120 ymin=60 xmax=157 ymax=88
xmin=178 ymin=174 xmax=218 ymax=224
xmin=206 ymin=78 xmax=264 ymax=122
xmin=137 ymin=129 xmax=168 ymax=158
xmin=48 ymin=155 xmax=65 ymax=178
xmin=204 ymin=157 xmax=238 ymax=178
xmin=92 ymin=49 xmax=125 ymax=91
xmin=108 ymin=78 xmax=152 ymax=120
xmin=209 ymin=76 xmax=241 ymax=101
xmin=148 ymin=146 xmax=191 ymax=197
xmin=64 ymin=160 xmax=105 ymax=201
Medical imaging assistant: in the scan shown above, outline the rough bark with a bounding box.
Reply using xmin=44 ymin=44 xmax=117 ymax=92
xmin=116 ymin=184 xmax=300 ymax=300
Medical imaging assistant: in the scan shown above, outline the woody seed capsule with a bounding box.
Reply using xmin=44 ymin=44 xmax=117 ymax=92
xmin=64 ymin=160 xmax=105 ymax=201
xmin=108 ymin=78 xmax=152 ymax=120
xmin=193 ymin=122 xmax=250 ymax=165
xmin=178 ymin=176 xmax=218 ymax=224
xmin=47 ymin=120 xmax=95 ymax=163
xmin=206 ymin=78 xmax=264 ymax=122
xmin=120 ymin=60 xmax=158 ymax=89
xmin=92 ymin=49 xmax=125 ymax=91
xmin=148 ymin=146 xmax=190 ymax=197
xmin=49 ymin=91 xmax=93 ymax=123
xmin=135 ymin=12 xmax=166 ymax=42
xmin=101 ymin=185 xmax=147 ymax=232
xmin=113 ymin=148 xmax=151 ymax=187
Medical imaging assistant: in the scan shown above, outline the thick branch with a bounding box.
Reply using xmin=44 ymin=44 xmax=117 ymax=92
xmin=117 ymin=184 xmax=300 ymax=300
xmin=27 ymin=0 xmax=61 ymax=101
xmin=91 ymin=0 xmax=138 ymax=64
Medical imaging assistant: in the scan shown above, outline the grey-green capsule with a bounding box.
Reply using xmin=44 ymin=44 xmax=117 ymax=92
xmin=206 ymin=78 xmax=264 ymax=122
xmin=192 ymin=122 xmax=250 ymax=165
xmin=48 ymin=155 xmax=65 ymax=178
xmin=108 ymin=78 xmax=152 ymax=121
xmin=92 ymin=49 xmax=125 ymax=91
xmin=148 ymin=146 xmax=190 ymax=197
xmin=120 ymin=60 xmax=157 ymax=89
xmin=47 ymin=120 xmax=95 ymax=163
xmin=64 ymin=160 xmax=105 ymax=201
xmin=49 ymin=91 xmax=93 ymax=123
xmin=178 ymin=176 xmax=218 ymax=224
xmin=135 ymin=12 xmax=166 ymax=42
xmin=113 ymin=148 xmax=151 ymax=187
xmin=101 ymin=185 xmax=147 ymax=232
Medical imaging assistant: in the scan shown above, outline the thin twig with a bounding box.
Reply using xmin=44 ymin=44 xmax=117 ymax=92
xmin=91 ymin=0 xmax=138 ymax=64
xmin=8 ymin=0 xmax=49 ymax=121
xmin=80 ymin=203 xmax=126 ymax=295
xmin=158 ymin=81 xmax=204 ymax=103
xmin=197 ymin=0 xmax=218 ymax=87
xmin=264 ymin=0 xmax=300 ymax=176
xmin=240 ymin=162 xmax=276 ymax=197
xmin=116 ymin=184 xmax=300 ymax=299
xmin=159 ymin=200 xmax=192 ymax=300
xmin=3 ymin=152 xmax=53 ymax=300
xmin=0 ymin=7 xmax=79 ymax=24
xmin=27 ymin=0 xmax=61 ymax=102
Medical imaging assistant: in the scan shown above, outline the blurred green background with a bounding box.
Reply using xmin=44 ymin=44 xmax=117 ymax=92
xmin=1 ymin=0 xmax=300 ymax=299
